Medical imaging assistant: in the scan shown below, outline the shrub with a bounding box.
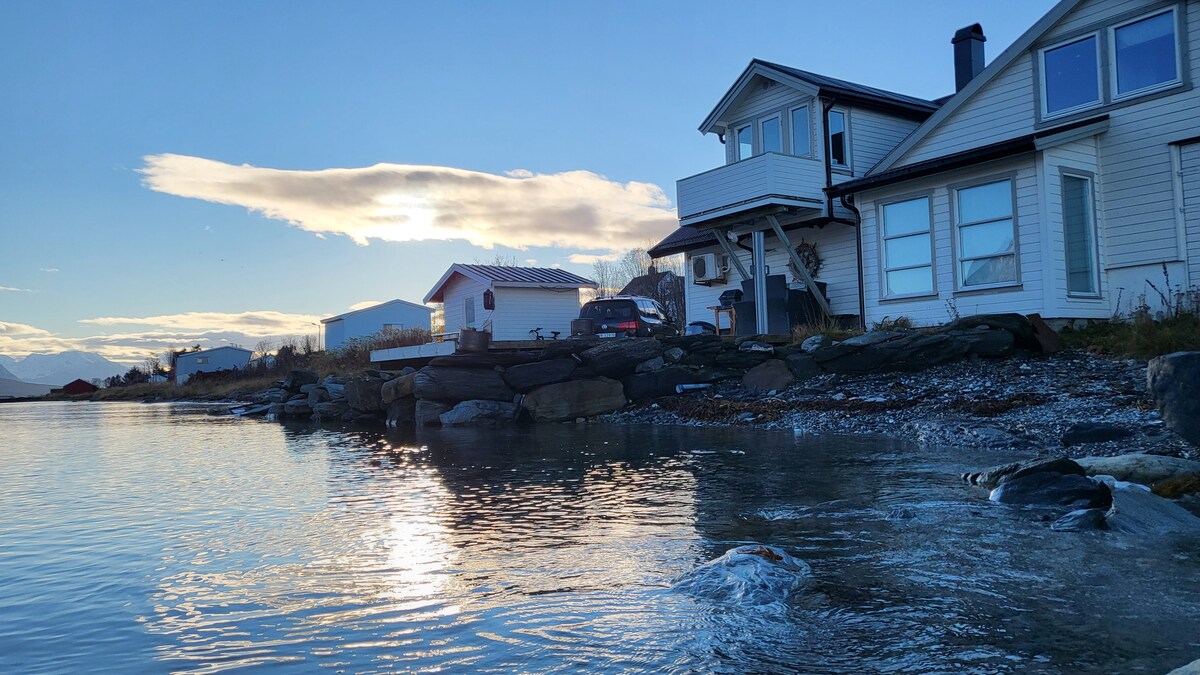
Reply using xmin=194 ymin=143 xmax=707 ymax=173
xmin=790 ymin=315 xmax=862 ymax=344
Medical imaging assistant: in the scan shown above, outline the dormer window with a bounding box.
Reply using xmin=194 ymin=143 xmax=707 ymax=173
xmin=1112 ymin=8 xmax=1180 ymax=98
xmin=736 ymin=124 xmax=753 ymax=160
xmin=1040 ymin=35 xmax=1101 ymax=117
xmin=828 ymin=109 xmax=848 ymax=168
xmin=761 ymin=115 xmax=781 ymax=154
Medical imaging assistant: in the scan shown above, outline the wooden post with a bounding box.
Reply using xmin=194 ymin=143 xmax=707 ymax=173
xmin=765 ymin=214 xmax=832 ymax=317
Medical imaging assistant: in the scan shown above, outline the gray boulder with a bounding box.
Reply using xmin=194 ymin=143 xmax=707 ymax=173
xmin=523 ymin=378 xmax=626 ymax=421
xmin=742 ymin=359 xmax=795 ymax=395
xmin=415 ymin=400 xmax=451 ymax=427
xmin=663 ymin=347 xmax=686 ymax=363
xmin=311 ymin=399 xmax=350 ymax=421
xmin=1075 ymin=453 xmax=1200 ymax=485
xmin=1061 ymin=422 xmax=1133 ymax=446
xmin=945 ymin=327 xmax=1015 ymax=357
xmin=263 ymin=388 xmax=289 ymax=403
xmin=738 ymin=340 xmax=775 ymax=354
xmin=1050 ymin=508 xmax=1109 ymax=532
xmin=381 ymin=372 xmax=415 ymax=404
xmin=635 ymin=356 xmax=665 ymax=373
xmin=1102 ymin=481 xmax=1200 ymax=535
xmin=1168 ymin=658 xmax=1200 ymax=675
xmin=943 ymin=313 xmax=1039 ymax=350
xmin=283 ymin=398 xmax=313 ymax=416
xmin=503 ymin=358 xmax=577 ymax=392
xmin=784 ymin=353 xmax=823 ymax=380
xmin=386 ymin=397 xmax=416 ymax=429
xmin=715 ymin=349 xmax=772 ymax=370
xmin=671 ymin=544 xmax=811 ymax=605
xmin=414 ymin=366 xmax=514 ymax=402
xmin=307 ymin=385 xmax=331 ymax=407
xmin=964 ymin=456 xmax=1086 ymax=489
xmin=438 ymin=400 xmax=520 ymax=427
xmin=989 ymin=472 xmax=1111 ymax=510
xmin=324 ymin=382 xmax=346 ymax=399
xmin=1148 ymin=351 xmax=1200 ymax=446
xmin=624 ymin=366 xmax=702 ymax=401
xmin=282 ymin=369 xmax=319 ymax=393
xmin=345 ymin=376 xmax=385 ymax=412
xmin=799 ymin=335 xmax=832 ymax=353
xmin=580 ymin=339 xmax=664 ymax=376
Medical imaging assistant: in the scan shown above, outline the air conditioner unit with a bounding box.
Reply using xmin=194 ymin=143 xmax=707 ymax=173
xmin=692 ymin=253 xmax=724 ymax=282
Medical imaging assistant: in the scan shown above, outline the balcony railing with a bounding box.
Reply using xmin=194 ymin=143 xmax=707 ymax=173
xmin=676 ymin=153 xmax=826 ymax=227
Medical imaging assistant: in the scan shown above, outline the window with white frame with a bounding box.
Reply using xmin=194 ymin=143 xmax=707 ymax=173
xmin=1041 ymin=34 xmax=1101 ymax=116
xmin=1112 ymin=8 xmax=1180 ymax=98
xmin=196 ymin=357 xmax=209 ymax=365
xmin=761 ymin=115 xmax=781 ymax=154
xmin=1061 ymin=173 xmax=1099 ymax=295
xmin=955 ymin=179 xmax=1017 ymax=288
xmin=828 ymin=110 xmax=848 ymax=167
xmin=790 ymin=105 xmax=810 ymax=156
xmin=736 ymin=124 xmax=753 ymax=160
xmin=881 ymin=196 xmax=933 ymax=297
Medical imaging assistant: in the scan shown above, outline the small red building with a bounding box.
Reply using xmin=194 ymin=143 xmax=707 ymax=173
xmin=61 ymin=379 xmax=100 ymax=395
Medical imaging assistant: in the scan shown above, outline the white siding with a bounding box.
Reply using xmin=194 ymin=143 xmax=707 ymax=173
xmin=850 ymin=108 xmax=922 ymax=173
xmin=676 ymin=153 xmax=826 ymax=223
xmin=441 ymin=276 xmax=489 ymax=334
xmin=858 ymin=157 xmax=1049 ymax=325
xmin=323 ymin=302 xmax=432 ymax=350
xmin=175 ymin=347 xmax=251 ymax=384
xmin=683 ymin=224 xmax=861 ymax=330
xmin=1180 ymin=142 xmax=1200 ymax=290
xmin=492 ymin=287 xmax=583 ymax=341
xmin=721 ymin=77 xmax=815 ymax=164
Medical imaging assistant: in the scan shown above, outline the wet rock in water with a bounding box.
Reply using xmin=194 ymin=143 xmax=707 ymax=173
xmin=742 ymin=359 xmax=794 ymax=395
xmin=579 ymin=339 xmax=664 ymax=376
xmin=964 ymin=456 xmax=1086 ymax=489
xmin=283 ymin=398 xmax=313 ymax=416
xmin=1147 ymin=351 xmax=1200 ymax=446
xmin=1102 ymin=480 xmax=1200 ymax=535
xmin=1167 ymin=658 xmax=1200 ymax=675
xmin=1075 ymin=454 xmax=1200 ymax=485
xmin=345 ymin=376 xmax=386 ymax=412
xmin=503 ymin=358 xmax=577 ymax=393
xmin=989 ymin=472 xmax=1111 ymax=510
xmin=1061 ymin=422 xmax=1133 ymax=446
xmin=282 ymin=369 xmax=319 ymax=393
xmin=385 ymin=396 xmax=415 ymax=429
xmin=523 ymin=378 xmax=626 ymax=421
xmin=671 ymin=544 xmax=812 ymax=605
xmin=415 ymin=400 xmax=451 ymax=427
xmin=414 ymin=366 xmax=514 ymax=402
xmin=784 ymin=353 xmax=822 ymax=381
xmin=439 ymin=399 xmax=520 ymax=427
xmin=381 ymin=373 xmax=416 ymax=404
xmin=1051 ymin=508 xmax=1108 ymax=532
xmin=312 ymin=399 xmax=350 ymax=422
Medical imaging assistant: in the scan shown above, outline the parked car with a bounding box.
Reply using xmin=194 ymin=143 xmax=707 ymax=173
xmin=575 ymin=296 xmax=678 ymax=338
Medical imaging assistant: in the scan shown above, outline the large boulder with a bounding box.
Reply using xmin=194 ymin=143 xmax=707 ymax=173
xmin=580 ymin=339 xmax=664 ymax=376
xmin=413 ymin=366 xmax=514 ymax=402
xmin=1075 ymin=453 xmax=1200 ymax=485
xmin=943 ymin=313 xmax=1039 ymax=350
xmin=742 ymin=359 xmax=795 ymax=395
xmin=312 ymin=399 xmax=350 ymax=422
xmin=671 ymin=544 xmax=811 ymax=605
xmin=523 ymin=378 xmax=626 ymax=421
xmin=282 ymin=369 xmax=319 ymax=393
xmin=944 ymin=327 xmax=1015 ymax=357
xmin=989 ymin=472 xmax=1112 ymax=510
xmin=1101 ymin=480 xmax=1200 ymax=535
xmin=283 ymin=398 xmax=313 ymax=417
xmin=812 ymin=333 xmax=968 ymax=374
xmin=438 ymin=400 xmax=520 ymax=426
xmin=1148 ymin=351 xmax=1200 ymax=446
xmin=381 ymin=373 xmax=416 ymax=404
xmin=415 ymin=400 xmax=451 ymax=427
xmin=1050 ymin=508 xmax=1109 ymax=532
xmin=386 ymin=396 xmax=415 ymax=429
xmin=1061 ymin=422 xmax=1133 ymax=446
xmin=1169 ymin=658 xmax=1200 ymax=675
xmin=429 ymin=352 xmax=540 ymax=369
xmin=344 ymin=376 xmax=385 ymax=412
xmin=784 ymin=353 xmax=823 ymax=380
xmin=503 ymin=358 xmax=577 ymax=392
xmin=624 ymin=366 xmax=702 ymax=402
xmin=714 ymin=349 xmax=772 ymax=370
xmin=964 ymin=456 xmax=1086 ymax=489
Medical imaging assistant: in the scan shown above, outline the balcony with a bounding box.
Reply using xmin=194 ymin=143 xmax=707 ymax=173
xmin=676 ymin=153 xmax=826 ymax=228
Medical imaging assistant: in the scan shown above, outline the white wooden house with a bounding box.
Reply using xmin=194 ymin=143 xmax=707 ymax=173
xmin=653 ymin=0 xmax=1200 ymax=331
xmin=423 ymin=264 xmax=597 ymax=341
xmin=321 ymin=299 xmax=433 ymax=350
xmin=174 ymin=346 xmax=252 ymax=384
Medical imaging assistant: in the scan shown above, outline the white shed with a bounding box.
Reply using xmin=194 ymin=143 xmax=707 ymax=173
xmin=424 ymin=264 xmax=596 ymax=341
xmin=174 ymin=346 xmax=252 ymax=384
xmin=321 ymin=299 xmax=433 ymax=350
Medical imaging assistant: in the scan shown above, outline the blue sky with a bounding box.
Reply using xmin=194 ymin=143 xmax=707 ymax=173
xmin=0 ymin=0 xmax=1056 ymax=362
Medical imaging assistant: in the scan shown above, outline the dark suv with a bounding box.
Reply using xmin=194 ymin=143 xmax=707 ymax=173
xmin=576 ymin=296 xmax=678 ymax=338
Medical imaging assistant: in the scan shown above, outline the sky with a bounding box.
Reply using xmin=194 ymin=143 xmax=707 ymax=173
xmin=0 ymin=0 xmax=1057 ymax=363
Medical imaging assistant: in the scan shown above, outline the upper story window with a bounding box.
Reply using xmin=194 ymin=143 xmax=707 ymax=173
xmin=955 ymin=179 xmax=1017 ymax=288
xmin=736 ymin=124 xmax=753 ymax=160
xmin=1112 ymin=8 xmax=1180 ymax=98
xmin=1041 ymin=35 xmax=1101 ymax=117
xmin=880 ymin=196 xmax=933 ymax=297
xmin=790 ymin=105 xmax=811 ymax=156
xmin=828 ymin=110 xmax=848 ymax=167
xmin=761 ymin=116 xmax=782 ymax=154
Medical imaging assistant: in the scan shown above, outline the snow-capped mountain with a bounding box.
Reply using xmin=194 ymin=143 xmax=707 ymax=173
xmin=0 ymin=351 xmax=126 ymax=385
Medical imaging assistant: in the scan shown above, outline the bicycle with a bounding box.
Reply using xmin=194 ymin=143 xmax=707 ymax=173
xmin=528 ymin=327 xmax=561 ymax=341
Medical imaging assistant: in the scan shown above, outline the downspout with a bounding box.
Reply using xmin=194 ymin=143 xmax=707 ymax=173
xmin=840 ymin=193 xmax=867 ymax=330
xmin=821 ymin=96 xmax=837 ymax=218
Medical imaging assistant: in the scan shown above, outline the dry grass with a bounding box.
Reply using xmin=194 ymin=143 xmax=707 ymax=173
xmin=1151 ymin=473 xmax=1200 ymax=499
xmin=1060 ymin=312 xmax=1200 ymax=360
xmin=89 ymin=374 xmax=283 ymax=401
xmin=790 ymin=315 xmax=862 ymax=344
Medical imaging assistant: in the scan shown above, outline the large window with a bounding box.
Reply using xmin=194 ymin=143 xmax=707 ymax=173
xmin=736 ymin=124 xmax=753 ymax=160
xmin=464 ymin=297 xmax=476 ymax=328
xmin=955 ymin=179 xmax=1017 ymax=288
xmin=1041 ymin=35 xmax=1100 ymax=116
xmin=1112 ymin=9 xmax=1179 ymax=97
xmin=881 ymin=196 xmax=933 ymax=297
xmin=828 ymin=110 xmax=848 ymax=167
xmin=761 ymin=116 xmax=781 ymax=154
xmin=1062 ymin=174 xmax=1098 ymax=295
xmin=790 ymin=105 xmax=810 ymax=156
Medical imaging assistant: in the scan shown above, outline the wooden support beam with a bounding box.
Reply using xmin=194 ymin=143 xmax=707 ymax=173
xmin=765 ymin=214 xmax=832 ymax=317
xmin=714 ymin=232 xmax=750 ymax=281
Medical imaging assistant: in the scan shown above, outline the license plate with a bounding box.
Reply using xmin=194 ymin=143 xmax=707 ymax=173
xmin=597 ymin=332 xmax=616 ymax=338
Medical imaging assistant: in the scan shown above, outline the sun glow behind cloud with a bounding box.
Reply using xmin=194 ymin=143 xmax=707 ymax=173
xmin=138 ymin=154 xmax=678 ymax=253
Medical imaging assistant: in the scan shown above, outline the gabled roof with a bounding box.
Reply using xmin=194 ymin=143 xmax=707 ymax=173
xmin=320 ymin=298 xmax=432 ymax=324
xmin=868 ymin=0 xmax=1084 ymax=176
xmin=424 ymin=264 xmax=597 ymax=303
xmin=177 ymin=345 xmax=253 ymax=358
xmin=700 ymin=59 xmax=940 ymax=135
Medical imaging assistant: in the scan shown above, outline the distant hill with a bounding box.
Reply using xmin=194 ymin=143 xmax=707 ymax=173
xmin=0 ymin=362 xmax=19 ymax=381
xmin=0 ymin=377 xmax=55 ymax=399
xmin=0 ymin=351 xmax=126 ymax=386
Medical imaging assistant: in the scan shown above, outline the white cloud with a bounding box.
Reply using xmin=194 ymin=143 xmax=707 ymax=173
xmin=0 ymin=286 xmax=31 ymax=292
xmin=79 ymin=310 xmax=322 ymax=335
xmin=0 ymin=322 xmax=50 ymax=336
xmin=39 ymin=268 xmax=59 ymax=273
xmin=567 ymin=251 xmax=624 ymax=265
xmin=139 ymin=154 xmax=678 ymax=254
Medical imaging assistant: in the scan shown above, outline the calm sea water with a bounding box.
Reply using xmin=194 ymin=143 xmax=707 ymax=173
xmin=1 ymin=401 xmax=1198 ymax=674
